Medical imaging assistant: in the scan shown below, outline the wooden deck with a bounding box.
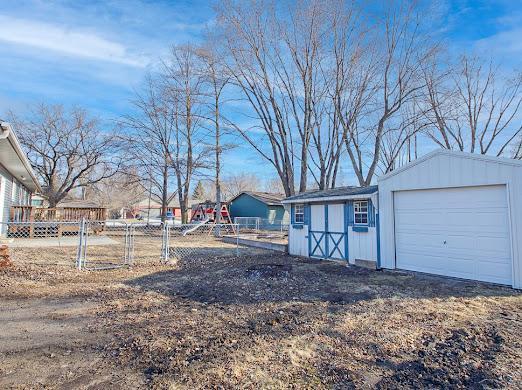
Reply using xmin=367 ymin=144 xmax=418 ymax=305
xmin=8 ymin=206 xmax=107 ymax=238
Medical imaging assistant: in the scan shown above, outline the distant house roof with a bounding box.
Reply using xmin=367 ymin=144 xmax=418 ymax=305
xmin=57 ymin=200 xmax=104 ymax=209
xmin=230 ymin=191 xmax=286 ymax=206
xmin=282 ymin=185 xmax=378 ymax=204
xmin=167 ymin=198 xmax=203 ymax=208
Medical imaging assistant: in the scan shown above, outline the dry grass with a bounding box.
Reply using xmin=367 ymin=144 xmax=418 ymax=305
xmin=0 ymin=245 xmax=521 ymax=389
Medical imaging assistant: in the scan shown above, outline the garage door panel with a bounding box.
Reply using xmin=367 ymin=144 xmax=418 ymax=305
xmin=396 ymin=232 xmax=445 ymax=250
xmin=395 ymin=185 xmax=512 ymax=285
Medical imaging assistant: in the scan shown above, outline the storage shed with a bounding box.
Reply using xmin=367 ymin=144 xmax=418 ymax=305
xmin=229 ymin=192 xmax=289 ymax=224
xmin=284 ymin=150 xmax=522 ymax=289
xmin=379 ymin=150 xmax=522 ymax=289
xmin=283 ymin=186 xmax=379 ymax=265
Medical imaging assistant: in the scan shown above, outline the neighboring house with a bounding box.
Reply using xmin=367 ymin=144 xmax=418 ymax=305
xmin=31 ymin=194 xmax=48 ymax=207
xmin=123 ymin=198 xmax=162 ymax=219
xmin=284 ymin=150 xmax=522 ymax=289
xmin=125 ymin=197 xmax=201 ymax=220
xmin=229 ymin=192 xmax=289 ymax=224
xmin=0 ymin=121 xmax=41 ymax=231
xmin=167 ymin=197 xmax=202 ymax=219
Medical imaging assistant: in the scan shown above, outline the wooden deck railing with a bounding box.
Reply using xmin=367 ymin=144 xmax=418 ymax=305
xmin=10 ymin=206 xmax=107 ymax=222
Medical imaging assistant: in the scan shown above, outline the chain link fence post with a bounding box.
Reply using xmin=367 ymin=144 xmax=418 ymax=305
xmin=75 ymin=218 xmax=86 ymax=270
xmin=161 ymin=222 xmax=170 ymax=263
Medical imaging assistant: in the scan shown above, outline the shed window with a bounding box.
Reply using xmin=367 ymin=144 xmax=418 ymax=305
xmin=354 ymin=201 xmax=368 ymax=225
xmin=294 ymin=204 xmax=304 ymax=224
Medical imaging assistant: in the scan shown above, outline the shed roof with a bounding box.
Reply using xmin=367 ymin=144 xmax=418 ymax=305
xmin=283 ymin=185 xmax=378 ymax=204
xmin=230 ymin=191 xmax=285 ymax=206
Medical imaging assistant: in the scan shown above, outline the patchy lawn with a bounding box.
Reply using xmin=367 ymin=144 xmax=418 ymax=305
xmin=1 ymin=250 xmax=521 ymax=389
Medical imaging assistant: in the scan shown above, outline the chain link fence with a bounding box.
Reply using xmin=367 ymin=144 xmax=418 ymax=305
xmin=234 ymin=217 xmax=289 ymax=245
xmin=1 ymin=221 xmax=95 ymax=267
xmin=1 ymin=220 xmax=255 ymax=270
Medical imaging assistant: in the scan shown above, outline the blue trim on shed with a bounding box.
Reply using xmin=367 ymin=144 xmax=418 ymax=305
xmin=347 ymin=201 xmax=354 ymax=226
xmin=352 ymin=226 xmax=369 ymax=233
xmin=344 ymin=202 xmax=349 ymax=262
xmin=376 ymin=212 xmax=381 ymax=268
xmin=324 ymin=205 xmax=329 ymax=259
xmin=368 ymin=200 xmax=375 ymax=227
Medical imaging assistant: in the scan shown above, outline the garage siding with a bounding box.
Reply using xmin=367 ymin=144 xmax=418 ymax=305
xmin=378 ymin=150 xmax=522 ymax=288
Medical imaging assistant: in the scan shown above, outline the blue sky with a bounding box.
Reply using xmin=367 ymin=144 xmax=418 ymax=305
xmin=0 ymin=0 xmax=521 ymax=182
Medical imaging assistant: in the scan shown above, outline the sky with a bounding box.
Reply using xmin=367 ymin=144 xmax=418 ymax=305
xmin=0 ymin=0 xmax=521 ymax=183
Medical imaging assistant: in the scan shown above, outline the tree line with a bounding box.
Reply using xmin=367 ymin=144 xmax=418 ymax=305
xmin=9 ymin=0 xmax=522 ymax=221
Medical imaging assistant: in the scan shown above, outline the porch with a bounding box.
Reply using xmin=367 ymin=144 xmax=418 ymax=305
xmin=7 ymin=205 xmax=107 ymax=238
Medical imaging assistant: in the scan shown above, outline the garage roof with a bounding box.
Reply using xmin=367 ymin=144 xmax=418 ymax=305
xmin=379 ymin=149 xmax=522 ymax=182
xmin=282 ymin=185 xmax=378 ymax=204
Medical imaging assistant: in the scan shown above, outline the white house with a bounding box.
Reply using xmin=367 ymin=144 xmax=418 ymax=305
xmin=0 ymin=121 xmax=41 ymax=231
xmin=285 ymin=150 xmax=522 ymax=289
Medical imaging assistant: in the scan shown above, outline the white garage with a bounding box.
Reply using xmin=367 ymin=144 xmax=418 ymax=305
xmin=379 ymin=150 xmax=522 ymax=289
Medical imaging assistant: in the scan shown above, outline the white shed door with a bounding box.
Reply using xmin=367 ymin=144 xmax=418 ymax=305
xmin=310 ymin=205 xmax=326 ymax=258
xmin=394 ymin=185 xmax=512 ymax=285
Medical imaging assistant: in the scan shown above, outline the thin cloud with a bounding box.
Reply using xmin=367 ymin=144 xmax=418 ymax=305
xmin=0 ymin=15 xmax=149 ymax=67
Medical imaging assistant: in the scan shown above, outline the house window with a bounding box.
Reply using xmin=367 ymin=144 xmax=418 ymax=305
xmin=354 ymin=201 xmax=368 ymax=225
xmin=294 ymin=204 xmax=304 ymax=224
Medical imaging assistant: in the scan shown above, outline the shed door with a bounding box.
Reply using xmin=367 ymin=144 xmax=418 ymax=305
xmin=327 ymin=204 xmax=346 ymax=259
xmin=309 ymin=205 xmax=326 ymax=258
xmin=394 ymin=185 xmax=512 ymax=285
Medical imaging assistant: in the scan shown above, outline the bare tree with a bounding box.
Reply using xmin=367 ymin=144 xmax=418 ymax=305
xmin=122 ymin=75 xmax=176 ymax=221
xmin=10 ymin=104 xmax=120 ymax=207
xmin=423 ymin=56 xmax=522 ymax=157
xmin=163 ymin=45 xmax=211 ymax=223
xmin=86 ymin=170 xmax=145 ymax=218
xmin=379 ymin=101 xmax=426 ymax=173
xmin=222 ymin=172 xmax=261 ymax=199
xmin=263 ymin=176 xmax=285 ymax=194
xmin=215 ymin=0 xmax=336 ymax=195
xmin=514 ymin=136 xmax=522 ymax=160
xmin=198 ymin=45 xmax=230 ymax=223
xmin=333 ymin=0 xmax=435 ymax=186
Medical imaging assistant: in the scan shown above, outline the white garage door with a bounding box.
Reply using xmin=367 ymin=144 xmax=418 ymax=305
xmin=394 ymin=185 xmax=512 ymax=285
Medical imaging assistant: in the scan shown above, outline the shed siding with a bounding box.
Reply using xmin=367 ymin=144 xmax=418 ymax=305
xmin=348 ymin=227 xmax=377 ymax=264
xmin=289 ymin=225 xmax=309 ymax=257
xmin=378 ymin=151 xmax=522 ymax=289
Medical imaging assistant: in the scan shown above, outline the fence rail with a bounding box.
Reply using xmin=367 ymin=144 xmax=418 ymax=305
xmin=10 ymin=205 xmax=107 ymax=223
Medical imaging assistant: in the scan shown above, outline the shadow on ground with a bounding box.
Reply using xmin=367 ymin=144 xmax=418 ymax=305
xmin=126 ymin=252 xmax=519 ymax=305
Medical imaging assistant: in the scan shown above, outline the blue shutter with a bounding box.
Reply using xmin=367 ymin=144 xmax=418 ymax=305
xmin=347 ymin=201 xmax=354 ymax=226
xmin=304 ymin=204 xmax=311 ymax=225
xmin=290 ymin=204 xmax=295 ymax=224
xmin=368 ymin=200 xmax=375 ymax=227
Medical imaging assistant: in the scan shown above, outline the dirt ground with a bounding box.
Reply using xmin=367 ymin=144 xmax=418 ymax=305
xmin=1 ymin=244 xmax=521 ymax=389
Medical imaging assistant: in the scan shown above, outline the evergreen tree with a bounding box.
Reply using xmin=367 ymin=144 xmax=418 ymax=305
xmin=192 ymin=181 xmax=205 ymax=200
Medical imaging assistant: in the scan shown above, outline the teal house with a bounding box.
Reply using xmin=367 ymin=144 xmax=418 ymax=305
xmin=229 ymin=192 xmax=289 ymax=226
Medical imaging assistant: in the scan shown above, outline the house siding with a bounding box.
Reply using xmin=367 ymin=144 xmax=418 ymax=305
xmin=0 ymin=164 xmax=13 ymax=228
xmin=230 ymin=193 xmax=289 ymax=224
